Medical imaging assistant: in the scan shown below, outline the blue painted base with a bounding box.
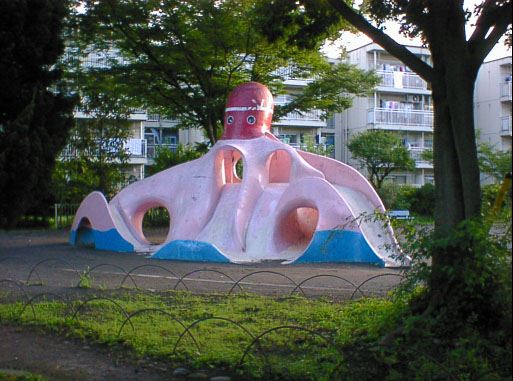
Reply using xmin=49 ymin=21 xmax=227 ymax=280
xmin=151 ymin=240 xmax=230 ymax=263
xmin=294 ymin=230 xmax=384 ymax=266
xmin=70 ymin=228 xmax=134 ymax=252
xmin=69 ymin=227 xmax=383 ymax=266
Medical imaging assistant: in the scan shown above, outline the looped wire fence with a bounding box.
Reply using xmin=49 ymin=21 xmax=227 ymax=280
xmin=1 ymin=256 xmax=407 ymax=300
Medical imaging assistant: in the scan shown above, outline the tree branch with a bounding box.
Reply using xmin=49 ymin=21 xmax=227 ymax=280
xmin=468 ymin=1 xmax=512 ymax=70
xmin=326 ymin=0 xmax=434 ymax=82
xmin=468 ymin=0 xmax=509 ymax=44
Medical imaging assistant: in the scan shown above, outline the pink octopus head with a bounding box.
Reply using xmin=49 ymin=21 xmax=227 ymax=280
xmin=221 ymin=82 xmax=274 ymax=140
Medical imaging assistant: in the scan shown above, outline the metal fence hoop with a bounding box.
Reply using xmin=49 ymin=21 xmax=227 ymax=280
xmin=18 ymin=292 xmax=69 ymax=320
xmin=289 ymin=274 xmax=361 ymax=297
xmin=0 ymin=279 xmax=29 ymax=301
xmin=120 ymin=264 xmax=180 ymax=289
xmin=172 ymin=316 xmax=255 ymax=355
xmin=71 ymin=296 xmax=133 ymax=331
xmin=117 ymin=308 xmax=198 ymax=352
xmin=350 ymin=273 xmax=405 ymax=300
xmin=173 ymin=269 xmax=239 ymax=291
xmin=75 ymin=263 xmax=135 ymax=288
xmin=237 ymin=325 xmax=332 ymax=370
xmin=0 ymin=256 xmax=31 ymax=267
xmin=25 ymin=258 xmax=79 ymax=285
xmin=228 ymin=271 xmax=303 ymax=296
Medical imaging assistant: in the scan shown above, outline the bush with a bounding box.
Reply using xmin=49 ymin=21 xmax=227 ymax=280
xmin=377 ymin=183 xmax=415 ymax=210
xmin=482 ymin=183 xmax=512 ymax=208
xmin=378 ymin=183 xmax=435 ymax=217
xmin=337 ymin=219 xmax=512 ymax=380
xmin=409 ymin=183 xmax=435 ymax=217
xmin=146 ymin=143 xmax=204 ymax=176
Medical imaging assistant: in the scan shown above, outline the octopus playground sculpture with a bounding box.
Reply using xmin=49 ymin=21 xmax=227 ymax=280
xmin=70 ymin=82 xmax=406 ymax=267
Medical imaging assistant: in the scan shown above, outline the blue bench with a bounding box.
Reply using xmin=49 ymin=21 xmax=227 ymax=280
xmin=388 ymin=210 xmax=412 ymax=219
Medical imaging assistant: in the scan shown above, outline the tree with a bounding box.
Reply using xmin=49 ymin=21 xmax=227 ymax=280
xmin=263 ymin=3 xmax=513 ymax=375
xmin=0 ymin=0 xmax=76 ymax=228
xmin=348 ymin=130 xmax=415 ymax=189
xmin=264 ymin=0 xmax=512 ymax=235
xmin=52 ymin=97 xmax=131 ymax=203
xmin=478 ymin=142 xmax=512 ymax=183
xmin=70 ymin=0 xmax=377 ymax=145
xmin=146 ymin=144 xmax=204 ymax=177
xmin=262 ymin=0 xmax=512 ymax=302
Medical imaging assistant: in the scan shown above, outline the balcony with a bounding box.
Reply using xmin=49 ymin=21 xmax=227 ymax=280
xmin=145 ymin=114 xmax=180 ymax=128
xmin=409 ymin=147 xmax=433 ymax=168
xmin=274 ymin=66 xmax=313 ymax=87
xmin=500 ymin=81 xmax=512 ymax=102
xmin=376 ymin=70 xmax=428 ymax=90
xmin=60 ymin=138 xmax=147 ymax=159
xmin=73 ymin=107 xmax=147 ymax=121
xmin=367 ymin=108 xmax=433 ymax=131
xmin=124 ymin=138 xmax=147 ymax=158
xmin=274 ymin=109 xmax=326 ymax=128
xmin=500 ymin=116 xmax=512 ymax=136
xmin=146 ymin=143 xmax=178 ymax=159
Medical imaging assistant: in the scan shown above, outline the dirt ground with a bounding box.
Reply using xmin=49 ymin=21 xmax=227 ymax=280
xmin=0 ymin=325 xmax=173 ymax=381
xmin=0 ymin=228 xmax=407 ymax=380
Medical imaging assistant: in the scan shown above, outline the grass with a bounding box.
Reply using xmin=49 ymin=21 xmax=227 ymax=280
xmin=0 ymin=371 xmax=47 ymax=381
xmin=0 ymin=291 xmax=406 ymax=380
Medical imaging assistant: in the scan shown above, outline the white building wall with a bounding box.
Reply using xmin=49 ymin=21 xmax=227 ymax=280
xmin=474 ymin=56 xmax=512 ymax=151
xmin=337 ymin=43 xmax=434 ymax=187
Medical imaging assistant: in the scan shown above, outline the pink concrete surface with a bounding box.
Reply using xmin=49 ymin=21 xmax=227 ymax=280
xmin=71 ymin=82 xmax=404 ymax=265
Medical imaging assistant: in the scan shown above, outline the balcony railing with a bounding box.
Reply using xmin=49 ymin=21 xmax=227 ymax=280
xmin=60 ymin=138 xmax=147 ymax=159
xmin=500 ymin=81 xmax=512 ymax=101
xmin=274 ymin=66 xmax=313 ymax=82
xmin=500 ymin=116 xmax=512 ymax=136
xmin=368 ymin=108 xmax=433 ymax=128
xmin=124 ymin=138 xmax=147 ymax=158
xmin=147 ymin=143 xmax=178 ymax=159
xmin=279 ymin=109 xmax=323 ymax=122
xmin=409 ymin=147 xmax=433 ymax=166
xmin=376 ymin=70 xmax=427 ymax=90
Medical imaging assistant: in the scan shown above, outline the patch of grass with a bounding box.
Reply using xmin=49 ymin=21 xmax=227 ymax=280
xmin=0 ymin=291 xmax=405 ymax=380
xmin=0 ymin=370 xmax=47 ymax=381
xmin=77 ymin=267 xmax=92 ymax=289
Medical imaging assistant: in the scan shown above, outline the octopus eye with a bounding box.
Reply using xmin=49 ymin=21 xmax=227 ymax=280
xmin=247 ymin=115 xmax=256 ymax=124
xmin=227 ymin=115 xmax=234 ymax=124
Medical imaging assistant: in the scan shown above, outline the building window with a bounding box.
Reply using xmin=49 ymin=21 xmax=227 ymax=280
xmin=393 ymin=175 xmax=408 ymax=185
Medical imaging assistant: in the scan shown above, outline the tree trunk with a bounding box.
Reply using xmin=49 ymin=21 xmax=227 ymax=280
xmin=205 ymin=119 xmax=217 ymax=145
xmin=428 ymin=39 xmax=482 ymax=311
xmin=428 ymin=3 xmax=482 ymax=236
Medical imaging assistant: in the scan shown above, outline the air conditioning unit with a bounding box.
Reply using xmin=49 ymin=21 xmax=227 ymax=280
xmin=404 ymin=95 xmax=421 ymax=103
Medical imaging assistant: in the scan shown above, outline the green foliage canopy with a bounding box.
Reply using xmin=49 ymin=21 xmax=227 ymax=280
xmin=348 ymin=130 xmax=415 ymax=189
xmin=53 ymin=109 xmax=131 ymax=203
xmin=478 ymin=142 xmax=512 ymax=183
xmin=0 ymin=0 xmax=76 ymax=228
xmin=146 ymin=144 xmax=204 ymax=177
xmin=261 ymin=0 xmax=512 ymax=233
xmin=71 ymin=0 xmax=377 ymax=144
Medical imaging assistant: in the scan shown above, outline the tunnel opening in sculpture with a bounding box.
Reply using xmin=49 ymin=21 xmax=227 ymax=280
xmin=141 ymin=206 xmax=171 ymax=245
xmin=218 ymin=148 xmax=245 ymax=184
xmin=76 ymin=217 xmax=94 ymax=247
xmin=267 ymin=149 xmax=292 ymax=183
xmin=275 ymin=207 xmax=319 ymax=254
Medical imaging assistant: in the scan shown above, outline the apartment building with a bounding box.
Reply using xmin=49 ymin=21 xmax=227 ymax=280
xmin=71 ymin=108 xmax=204 ymax=182
xmin=70 ymin=50 xmax=334 ymax=180
xmin=271 ymin=67 xmax=335 ymax=153
xmin=69 ymin=50 xmax=208 ymax=181
xmin=337 ymin=43 xmax=434 ymax=186
xmin=474 ymin=56 xmax=512 ymax=152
